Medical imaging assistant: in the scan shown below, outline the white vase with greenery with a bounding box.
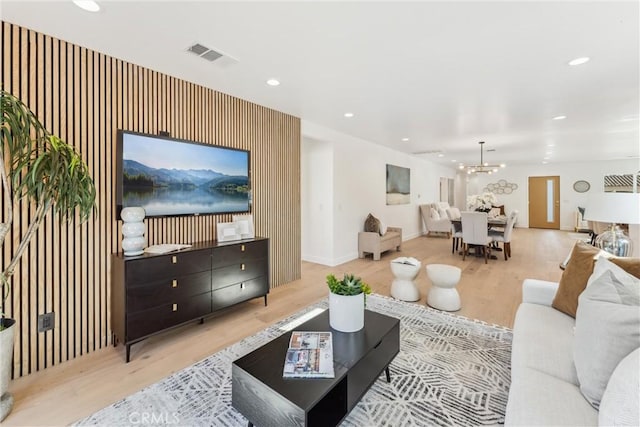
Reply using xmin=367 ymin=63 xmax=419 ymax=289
xmin=326 ymin=274 xmax=371 ymax=333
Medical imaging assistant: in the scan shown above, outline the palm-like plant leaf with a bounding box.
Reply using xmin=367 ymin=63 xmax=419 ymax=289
xmin=1 ymin=89 xmax=96 ymax=323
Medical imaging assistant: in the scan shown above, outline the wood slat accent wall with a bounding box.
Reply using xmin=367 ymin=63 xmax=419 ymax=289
xmin=0 ymin=22 xmax=301 ymax=378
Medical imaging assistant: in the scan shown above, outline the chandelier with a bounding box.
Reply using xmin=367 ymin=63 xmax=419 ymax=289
xmin=458 ymin=141 xmax=506 ymax=175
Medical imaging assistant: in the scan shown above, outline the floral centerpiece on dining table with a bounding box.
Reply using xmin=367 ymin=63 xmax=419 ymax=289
xmin=467 ymin=192 xmax=498 ymax=212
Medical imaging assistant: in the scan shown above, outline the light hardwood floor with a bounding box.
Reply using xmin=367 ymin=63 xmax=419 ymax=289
xmin=4 ymin=228 xmax=575 ymax=426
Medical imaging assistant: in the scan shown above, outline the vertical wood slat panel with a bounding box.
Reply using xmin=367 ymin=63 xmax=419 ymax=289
xmin=1 ymin=21 xmax=300 ymax=379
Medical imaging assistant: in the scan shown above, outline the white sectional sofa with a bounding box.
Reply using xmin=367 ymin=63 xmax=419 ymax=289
xmin=506 ymin=270 xmax=639 ymax=426
xmin=506 ymin=279 xmax=598 ymax=425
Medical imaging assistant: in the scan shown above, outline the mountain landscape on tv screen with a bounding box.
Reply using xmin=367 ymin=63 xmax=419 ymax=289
xmin=122 ymin=159 xmax=250 ymax=216
xmin=123 ymin=159 xmax=249 ymax=192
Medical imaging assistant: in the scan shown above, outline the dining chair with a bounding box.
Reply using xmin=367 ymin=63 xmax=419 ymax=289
xmin=489 ymin=210 xmax=518 ymax=260
xmin=461 ymin=211 xmax=494 ymax=264
xmin=446 ymin=208 xmax=463 ymax=253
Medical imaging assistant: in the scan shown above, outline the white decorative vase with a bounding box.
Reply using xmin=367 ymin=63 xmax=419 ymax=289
xmin=121 ymin=207 xmax=146 ymax=256
xmin=329 ymin=292 xmax=365 ymax=333
xmin=0 ymin=318 xmax=16 ymax=422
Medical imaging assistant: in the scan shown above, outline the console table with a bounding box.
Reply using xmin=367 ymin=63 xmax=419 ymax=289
xmin=232 ymin=310 xmax=400 ymax=426
xmin=111 ymin=237 xmax=269 ymax=362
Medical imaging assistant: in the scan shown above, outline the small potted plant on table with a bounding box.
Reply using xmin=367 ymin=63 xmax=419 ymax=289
xmin=326 ymin=273 xmax=371 ymax=332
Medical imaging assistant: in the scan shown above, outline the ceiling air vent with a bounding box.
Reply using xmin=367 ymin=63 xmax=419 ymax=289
xmin=186 ymin=43 xmax=238 ymax=67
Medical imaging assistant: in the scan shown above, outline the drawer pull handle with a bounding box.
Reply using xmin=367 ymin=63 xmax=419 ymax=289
xmin=241 ymin=263 xmax=245 ymax=271
xmin=374 ymin=340 xmax=383 ymax=349
xmin=172 ymin=303 xmax=178 ymax=312
xmin=240 ymin=282 xmax=245 ymax=289
xmin=241 ymin=244 xmax=245 ymax=252
xmin=172 ymin=256 xmax=177 ymax=264
xmin=172 ymin=280 xmax=178 ymax=288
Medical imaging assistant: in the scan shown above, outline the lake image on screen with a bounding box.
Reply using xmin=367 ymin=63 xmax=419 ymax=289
xmin=122 ymin=134 xmax=249 ymax=216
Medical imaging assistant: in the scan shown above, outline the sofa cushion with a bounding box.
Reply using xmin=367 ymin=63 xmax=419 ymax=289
xmin=599 ymin=347 xmax=640 ymax=426
xmin=429 ymin=207 xmax=440 ymax=220
xmin=378 ymin=219 xmax=388 ymax=236
xmin=380 ymin=231 xmax=400 ymax=242
xmin=574 ymin=260 xmax=640 ymax=408
xmin=552 ymin=241 xmax=600 ymax=317
xmin=364 ymin=213 xmax=380 ymax=233
xmin=505 ymin=368 xmax=598 ymax=426
xmin=511 ymin=303 xmax=577 ymax=385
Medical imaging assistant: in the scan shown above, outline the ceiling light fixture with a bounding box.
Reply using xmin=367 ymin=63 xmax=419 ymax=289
xmin=458 ymin=141 xmax=506 ymax=175
xmin=266 ymin=78 xmax=280 ymax=86
xmin=552 ymin=115 xmax=567 ymax=120
xmin=401 ymin=137 xmax=409 ymax=142
xmin=568 ymin=57 xmax=590 ymax=66
xmin=344 ymin=112 xmax=354 ymax=118
xmin=73 ymin=0 xmax=100 ymax=12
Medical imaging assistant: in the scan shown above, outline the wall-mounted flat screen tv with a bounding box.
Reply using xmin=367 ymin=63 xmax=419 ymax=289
xmin=116 ymin=130 xmax=251 ymax=218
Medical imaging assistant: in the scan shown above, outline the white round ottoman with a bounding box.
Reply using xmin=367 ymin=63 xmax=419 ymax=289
xmin=390 ymin=257 xmax=422 ymax=302
xmin=426 ymin=264 xmax=462 ymax=311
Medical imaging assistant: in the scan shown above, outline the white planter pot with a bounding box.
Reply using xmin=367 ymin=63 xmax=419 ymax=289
xmin=0 ymin=318 xmax=16 ymax=422
xmin=329 ymin=292 xmax=364 ymax=333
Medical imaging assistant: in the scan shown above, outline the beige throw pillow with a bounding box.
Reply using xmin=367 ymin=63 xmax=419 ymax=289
xmin=364 ymin=213 xmax=380 ymax=233
xmin=573 ymin=260 xmax=640 ymax=409
xmin=552 ymin=241 xmax=600 ymax=317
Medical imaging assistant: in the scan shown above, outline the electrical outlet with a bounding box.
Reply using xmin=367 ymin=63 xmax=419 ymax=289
xmin=37 ymin=312 xmax=55 ymax=332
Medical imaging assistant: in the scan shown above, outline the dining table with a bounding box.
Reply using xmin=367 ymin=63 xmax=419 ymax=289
xmin=451 ymin=215 xmax=508 ymax=259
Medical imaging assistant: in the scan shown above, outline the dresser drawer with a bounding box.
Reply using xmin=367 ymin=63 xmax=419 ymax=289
xmin=126 ymin=270 xmax=211 ymax=312
xmin=212 ymin=277 xmax=268 ymax=310
xmin=211 ymin=258 xmax=268 ymax=290
xmin=347 ymin=321 xmax=400 ymax=408
xmin=211 ymin=239 xmax=268 ymax=268
xmin=126 ymin=292 xmax=212 ymax=341
xmin=126 ymin=249 xmax=211 ymax=284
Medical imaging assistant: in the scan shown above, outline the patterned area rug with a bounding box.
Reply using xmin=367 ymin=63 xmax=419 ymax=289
xmin=77 ymin=294 xmax=512 ymax=426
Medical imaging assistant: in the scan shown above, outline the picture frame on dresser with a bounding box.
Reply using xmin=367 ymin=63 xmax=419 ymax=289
xmin=233 ymin=214 xmax=255 ymax=239
xmin=217 ymin=222 xmax=241 ymax=242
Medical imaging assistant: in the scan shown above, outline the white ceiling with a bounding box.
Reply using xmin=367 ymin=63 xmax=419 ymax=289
xmin=1 ymin=1 xmax=639 ymax=168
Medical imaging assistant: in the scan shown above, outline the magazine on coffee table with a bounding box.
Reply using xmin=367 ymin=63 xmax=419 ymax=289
xmin=283 ymin=331 xmax=334 ymax=379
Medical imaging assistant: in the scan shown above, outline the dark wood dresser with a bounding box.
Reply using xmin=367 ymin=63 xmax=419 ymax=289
xmin=111 ymin=237 xmax=269 ymax=362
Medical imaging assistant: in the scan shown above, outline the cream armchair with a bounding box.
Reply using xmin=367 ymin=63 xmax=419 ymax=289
xmin=419 ymin=203 xmax=451 ymax=237
xmin=358 ymin=227 xmax=402 ymax=261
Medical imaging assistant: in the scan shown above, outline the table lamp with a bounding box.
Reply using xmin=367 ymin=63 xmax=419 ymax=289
xmin=583 ymin=193 xmax=640 ymax=257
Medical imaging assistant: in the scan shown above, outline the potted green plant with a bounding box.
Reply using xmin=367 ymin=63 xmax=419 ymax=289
xmin=0 ymin=89 xmax=96 ymax=421
xmin=326 ymin=273 xmax=371 ymax=333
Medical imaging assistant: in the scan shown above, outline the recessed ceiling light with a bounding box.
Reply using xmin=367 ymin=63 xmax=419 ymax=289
xmin=547 ymin=143 xmax=555 ymax=147
xmin=266 ymin=78 xmax=280 ymax=86
xmin=542 ymin=161 xmax=548 ymax=164
xmin=401 ymin=137 xmax=409 ymax=142
xmin=451 ymin=159 xmax=457 ymax=162
xmin=344 ymin=112 xmax=354 ymax=118
xmin=568 ymin=57 xmax=590 ymax=66
xmin=437 ymin=154 xmax=445 ymax=158
xmin=552 ymin=115 xmax=567 ymax=120
xmin=73 ymin=0 xmax=100 ymax=12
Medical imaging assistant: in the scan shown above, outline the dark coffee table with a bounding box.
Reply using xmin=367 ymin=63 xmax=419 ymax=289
xmin=232 ymin=309 xmax=400 ymax=427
